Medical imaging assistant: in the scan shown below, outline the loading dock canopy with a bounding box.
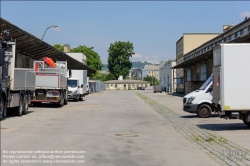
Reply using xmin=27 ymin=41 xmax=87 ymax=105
xmin=0 ymin=17 xmax=95 ymax=74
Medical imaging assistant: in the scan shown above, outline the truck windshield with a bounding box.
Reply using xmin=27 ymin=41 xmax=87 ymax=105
xmin=67 ymin=80 xmax=77 ymax=88
xmin=199 ymin=76 xmax=212 ymax=90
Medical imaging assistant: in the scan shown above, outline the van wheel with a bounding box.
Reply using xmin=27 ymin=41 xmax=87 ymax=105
xmin=197 ymin=104 xmax=211 ymax=118
xmin=243 ymin=118 xmax=250 ymax=127
xmin=15 ymin=96 xmax=23 ymax=116
xmin=0 ymin=98 xmax=5 ymax=120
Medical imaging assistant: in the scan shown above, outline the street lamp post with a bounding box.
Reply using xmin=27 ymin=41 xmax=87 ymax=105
xmin=41 ymin=25 xmax=58 ymax=41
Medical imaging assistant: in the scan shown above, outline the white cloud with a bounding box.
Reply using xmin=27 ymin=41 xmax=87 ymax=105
xmin=131 ymin=53 xmax=159 ymax=64
xmin=132 ymin=53 xmax=142 ymax=59
xmin=240 ymin=11 xmax=250 ymax=18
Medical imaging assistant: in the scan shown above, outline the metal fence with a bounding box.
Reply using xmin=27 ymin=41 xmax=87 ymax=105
xmin=89 ymin=80 xmax=106 ymax=93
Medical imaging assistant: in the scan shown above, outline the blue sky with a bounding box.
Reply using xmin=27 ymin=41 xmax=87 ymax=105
xmin=1 ymin=1 xmax=250 ymax=64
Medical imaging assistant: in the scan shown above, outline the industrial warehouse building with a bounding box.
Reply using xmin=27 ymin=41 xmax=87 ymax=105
xmin=173 ymin=19 xmax=250 ymax=94
xmin=174 ymin=33 xmax=220 ymax=93
xmin=103 ymin=80 xmax=150 ymax=90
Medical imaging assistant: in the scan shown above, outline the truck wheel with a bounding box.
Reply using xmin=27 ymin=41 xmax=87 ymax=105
xmin=58 ymin=93 xmax=64 ymax=107
xmin=243 ymin=118 xmax=250 ymax=127
xmin=22 ymin=95 xmax=28 ymax=115
xmin=15 ymin=96 xmax=23 ymax=116
xmin=0 ymin=98 xmax=5 ymax=120
xmin=64 ymin=98 xmax=68 ymax=105
xmin=197 ymin=104 xmax=211 ymax=118
xmin=64 ymin=92 xmax=68 ymax=105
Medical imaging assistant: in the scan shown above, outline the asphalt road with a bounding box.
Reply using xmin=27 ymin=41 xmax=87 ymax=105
xmin=1 ymin=90 xmax=249 ymax=166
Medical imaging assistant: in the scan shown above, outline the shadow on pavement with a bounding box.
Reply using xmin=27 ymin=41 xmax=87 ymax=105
xmin=197 ymin=123 xmax=250 ymax=131
xmin=68 ymin=100 xmax=85 ymax=102
xmin=180 ymin=114 xmax=219 ymax=119
xmin=2 ymin=110 xmax=34 ymax=121
xmin=167 ymin=92 xmax=185 ymax=98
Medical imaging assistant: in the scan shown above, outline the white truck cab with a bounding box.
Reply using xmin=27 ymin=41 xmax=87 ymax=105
xmin=183 ymin=75 xmax=213 ymax=118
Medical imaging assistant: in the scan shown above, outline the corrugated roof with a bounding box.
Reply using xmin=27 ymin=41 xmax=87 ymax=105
xmin=0 ymin=17 xmax=96 ymax=74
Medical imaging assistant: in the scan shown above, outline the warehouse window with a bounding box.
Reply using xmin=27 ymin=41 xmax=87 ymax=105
xmin=200 ymin=64 xmax=207 ymax=81
xmin=229 ymin=34 xmax=234 ymax=41
xmin=236 ymin=31 xmax=241 ymax=38
xmin=242 ymin=27 xmax=248 ymax=35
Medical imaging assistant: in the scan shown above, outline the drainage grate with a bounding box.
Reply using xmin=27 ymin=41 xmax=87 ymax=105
xmin=115 ymin=134 xmax=139 ymax=137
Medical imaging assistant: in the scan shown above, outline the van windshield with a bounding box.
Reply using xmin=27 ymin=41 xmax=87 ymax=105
xmin=67 ymin=80 xmax=77 ymax=88
xmin=199 ymin=76 xmax=212 ymax=90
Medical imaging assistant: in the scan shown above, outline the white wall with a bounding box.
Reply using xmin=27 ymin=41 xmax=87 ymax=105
xmin=141 ymin=68 xmax=148 ymax=80
xmin=66 ymin=53 xmax=87 ymax=65
xmin=158 ymin=62 xmax=176 ymax=92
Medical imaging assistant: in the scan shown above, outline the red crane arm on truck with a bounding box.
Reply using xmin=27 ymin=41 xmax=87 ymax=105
xmin=34 ymin=57 xmax=57 ymax=71
xmin=43 ymin=57 xmax=56 ymax=68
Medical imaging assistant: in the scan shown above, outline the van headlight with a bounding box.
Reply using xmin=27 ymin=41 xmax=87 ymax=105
xmin=187 ymin=96 xmax=195 ymax=104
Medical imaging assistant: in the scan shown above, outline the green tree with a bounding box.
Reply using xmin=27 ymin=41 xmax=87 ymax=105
xmin=164 ymin=59 xmax=176 ymax=66
xmin=71 ymin=46 xmax=103 ymax=71
xmin=143 ymin=75 xmax=159 ymax=86
xmin=54 ymin=44 xmax=64 ymax=51
xmin=107 ymin=41 xmax=134 ymax=79
xmin=53 ymin=44 xmax=103 ymax=72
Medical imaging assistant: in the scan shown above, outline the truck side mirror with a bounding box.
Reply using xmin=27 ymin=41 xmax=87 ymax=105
xmin=207 ymin=86 xmax=213 ymax=93
xmin=0 ymin=49 xmax=5 ymax=66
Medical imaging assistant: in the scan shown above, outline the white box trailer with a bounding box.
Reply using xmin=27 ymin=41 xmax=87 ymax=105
xmin=66 ymin=53 xmax=88 ymax=101
xmin=212 ymin=43 xmax=250 ymax=127
xmin=67 ymin=70 xmax=87 ymax=101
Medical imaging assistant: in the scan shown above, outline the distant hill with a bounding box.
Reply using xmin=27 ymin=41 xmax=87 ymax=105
xmin=132 ymin=61 xmax=152 ymax=68
xmin=101 ymin=61 xmax=152 ymax=72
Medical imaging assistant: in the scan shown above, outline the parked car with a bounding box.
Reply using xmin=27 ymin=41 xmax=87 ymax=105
xmin=140 ymin=87 xmax=145 ymax=90
xmin=153 ymin=85 xmax=162 ymax=93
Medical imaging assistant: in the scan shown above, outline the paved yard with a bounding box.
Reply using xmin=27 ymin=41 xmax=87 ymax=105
xmin=1 ymin=90 xmax=249 ymax=166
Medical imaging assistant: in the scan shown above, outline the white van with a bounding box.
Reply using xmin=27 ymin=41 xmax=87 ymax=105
xmin=183 ymin=76 xmax=213 ymax=118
